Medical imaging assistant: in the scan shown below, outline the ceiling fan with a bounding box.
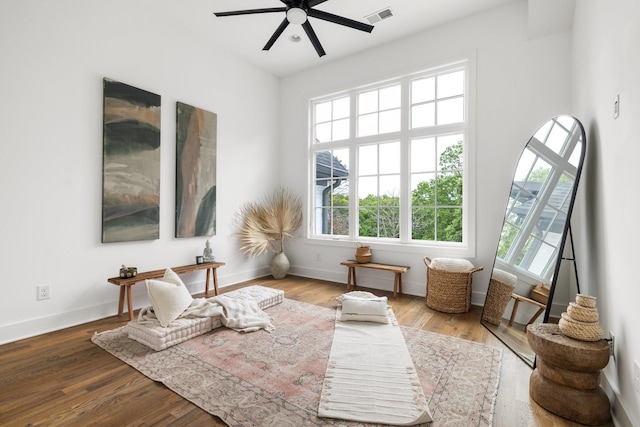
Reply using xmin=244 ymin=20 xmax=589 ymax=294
xmin=213 ymin=0 xmax=374 ymax=57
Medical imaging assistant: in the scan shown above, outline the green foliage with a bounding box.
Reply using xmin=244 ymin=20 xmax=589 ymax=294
xmin=360 ymin=141 xmax=463 ymax=241
xmin=411 ymin=141 xmax=463 ymax=242
xmin=325 ymin=141 xmax=464 ymax=242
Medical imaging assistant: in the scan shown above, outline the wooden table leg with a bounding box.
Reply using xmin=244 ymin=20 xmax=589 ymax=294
xmin=118 ymin=286 xmax=125 ymax=317
xmin=527 ymin=307 xmax=546 ymax=327
xmin=205 ymin=268 xmax=211 ymax=296
xmin=346 ymin=266 xmax=357 ymax=291
xmin=212 ymin=267 xmax=219 ymax=296
xmin=126 ymin=285 xmax=134 ymax=321
xmin=393 ymin=273 xmax=402 ymax=297
xmin=508 ymin=298 xmax=520 ymax=327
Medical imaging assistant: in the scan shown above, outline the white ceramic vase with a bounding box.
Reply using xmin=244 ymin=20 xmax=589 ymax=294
xmin=269 ymin=251 xmax=290 ymax=279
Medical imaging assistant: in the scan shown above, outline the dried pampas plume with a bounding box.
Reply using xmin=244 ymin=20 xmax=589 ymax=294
xmin=236 ymin=188 xmax=303 ymax=256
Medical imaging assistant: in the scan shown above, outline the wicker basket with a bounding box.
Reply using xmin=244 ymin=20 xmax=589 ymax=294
xmin=424 ymin=257 xmax=483 ymax=313
xmin=482 ymin=276 xmax=515 ymax=325
xmin=576 ymin=294 xmax=597 ymax=308
xmin=355 ymin=244 xmax=372 ymax=263
xmin=559 ymin=312 xmax=603 ymax=341
xmin=567 ymin=302 xmax=599 ymax=322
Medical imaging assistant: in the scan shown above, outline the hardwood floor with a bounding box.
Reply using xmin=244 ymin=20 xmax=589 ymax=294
xmin=0 ymin=276 xmax=602 ymax=426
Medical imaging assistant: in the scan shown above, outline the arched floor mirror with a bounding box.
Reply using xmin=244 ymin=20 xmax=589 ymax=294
xmin=481 ymin=116 xmax=586 ymax=367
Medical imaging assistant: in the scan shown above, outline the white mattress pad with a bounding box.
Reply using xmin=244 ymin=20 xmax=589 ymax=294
xmin=127 ymin=285 xmax=284 ymax=351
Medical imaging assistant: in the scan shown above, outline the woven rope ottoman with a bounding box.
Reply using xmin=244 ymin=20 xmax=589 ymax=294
xmin=424 ymin=257 xmax=483 ymax=313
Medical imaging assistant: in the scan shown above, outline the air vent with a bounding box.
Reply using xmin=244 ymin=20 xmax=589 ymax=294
xmin=365 ymin=7 xmax=394 ymax=25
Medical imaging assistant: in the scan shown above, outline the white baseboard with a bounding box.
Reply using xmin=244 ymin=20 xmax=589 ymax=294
xmin=290 ymin=265 xmax=428 ymax=297
xmin=0 ymin=266 xmax=271 ymax=345
xmin=600 ymin=370 xmax=635 ymax=427
xmin=0 ymin=302 xmax=116 ymax=345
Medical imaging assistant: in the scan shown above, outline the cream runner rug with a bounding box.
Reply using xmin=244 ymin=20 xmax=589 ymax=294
xmin=318 ymin=307 xmax=433 ymax=425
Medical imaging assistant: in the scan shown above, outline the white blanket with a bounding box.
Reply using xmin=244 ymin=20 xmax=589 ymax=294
xmin=137 ymin=296 xmax=274 ymax=333
xmin=209 ymin=294 xmax=275 ymax=333
xmin=318 ymin=307 xmax=432 ymax=426
xmin=137 ymin=298 xmax=222 ymax=325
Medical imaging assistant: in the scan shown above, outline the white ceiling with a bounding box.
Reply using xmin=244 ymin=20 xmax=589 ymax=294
xmin=142 ymin=0 xmax=573 ymax=77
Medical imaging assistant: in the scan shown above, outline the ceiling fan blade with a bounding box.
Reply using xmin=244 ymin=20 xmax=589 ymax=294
xmin=263 ymin=18 xmax=290 ymax=51
xmin=214 ymin=7 xmax=286 ymax=17
xmin=307 ymin=9 xmax=374 ymax=33
xmin=302 ymin=21 xmax=326 ymax=57
xmin=308 ymin=0 xmax=329 ymax=6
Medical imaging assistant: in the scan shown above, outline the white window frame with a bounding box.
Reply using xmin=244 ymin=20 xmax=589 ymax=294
xmin=307 ymin=57 xmax=476 ymax=258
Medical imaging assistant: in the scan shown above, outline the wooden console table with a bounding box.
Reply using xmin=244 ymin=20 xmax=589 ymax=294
xmin=340 ymin=260 xmax=410 ymax=297
xmin=107 ymin=262 xmax=225 ymax=321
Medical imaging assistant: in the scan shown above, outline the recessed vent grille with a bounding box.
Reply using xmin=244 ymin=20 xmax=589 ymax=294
xmin=365 ymin=7 xmax=394 ymax=25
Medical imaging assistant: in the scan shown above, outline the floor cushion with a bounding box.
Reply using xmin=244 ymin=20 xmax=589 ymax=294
xmin=127 ymin=285 xmax=284 ymax=351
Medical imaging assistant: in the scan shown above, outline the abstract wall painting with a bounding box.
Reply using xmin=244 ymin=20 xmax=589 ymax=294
xmin=102 ymin=78 xmax=161 ymax=243
xmin=175 ymin=102 xmax=217 ymax=238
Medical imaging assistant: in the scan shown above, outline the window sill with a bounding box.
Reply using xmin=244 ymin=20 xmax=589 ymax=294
xmin=304 ymin=236 xmax=475 ymax=259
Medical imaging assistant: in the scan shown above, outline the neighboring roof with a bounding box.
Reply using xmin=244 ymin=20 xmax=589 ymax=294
xmin=510 ymin=181 xmax=574 ymax=233
xmin=315 ymin=151 xmax=349 ymax=183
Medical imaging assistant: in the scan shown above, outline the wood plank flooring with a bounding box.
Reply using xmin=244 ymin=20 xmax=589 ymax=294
xmin=0 ymin=276 xmax=599 ymax=426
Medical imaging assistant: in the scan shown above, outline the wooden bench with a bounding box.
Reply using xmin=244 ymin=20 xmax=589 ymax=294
xmin=107 ymin=262 xmax=225 ymax=321
xmin=340 ymin=260 xmax=410 ymax=297
xmin=508 ymin=292 xmax=546 ymax=329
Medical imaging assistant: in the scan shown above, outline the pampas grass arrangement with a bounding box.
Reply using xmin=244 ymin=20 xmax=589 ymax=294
xmin=236 ymin=188 xmax=303 ymax=256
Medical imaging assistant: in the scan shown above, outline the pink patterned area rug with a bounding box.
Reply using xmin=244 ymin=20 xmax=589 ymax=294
xmin=92 ymin=299 xmax=502 ymax=426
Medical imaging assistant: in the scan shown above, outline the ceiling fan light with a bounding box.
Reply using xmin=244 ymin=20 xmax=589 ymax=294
xmin=287 ymin=7 xmax=307 ymax=25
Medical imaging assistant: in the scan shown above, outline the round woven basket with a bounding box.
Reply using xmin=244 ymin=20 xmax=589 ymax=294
xmin=567 ymin=302 xmax=599 ymax=322
xmin=355 ymin=245 xmax=372 ymax=263
xmin=575 ymin=294 xmax=597 ymax=308
xmin=482 ymin=277 xmax=515 ymax=326
xmin=559 ymin=312 xmax=603 ymax=341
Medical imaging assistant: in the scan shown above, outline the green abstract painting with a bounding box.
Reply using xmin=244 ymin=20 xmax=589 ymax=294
xmin=175 ymin=102 xmax=217 ymax=238
xmin=102 ymin=78 xmax=161 ymax=243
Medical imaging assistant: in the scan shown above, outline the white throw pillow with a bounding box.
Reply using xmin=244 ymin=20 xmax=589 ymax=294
xmin=336 ymin=290 xmax=379 ymax=303
xmin=146 ymin=269 xmax=193 ymax=327
xmin=340 ymin=296 xmax=389 ymax=324
xmin=430 ymin=257 xmax=475 ymax=272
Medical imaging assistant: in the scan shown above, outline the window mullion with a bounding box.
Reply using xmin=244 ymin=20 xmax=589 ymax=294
xmin=400 ymin=77 xmax=411 ymax=243
xmin=349 ymin=91 xmax=358 ymax=241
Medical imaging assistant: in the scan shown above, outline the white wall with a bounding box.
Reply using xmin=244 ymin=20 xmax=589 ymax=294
xmin=4 ymin=1 xmax=635 ymax=422
xmin=0 ymin=0 xmax=280 ymax=344
xmin=572 ymin=1 xmax=640 ymax=425
xmin=280 ymin=1 xmax=573 ymax=300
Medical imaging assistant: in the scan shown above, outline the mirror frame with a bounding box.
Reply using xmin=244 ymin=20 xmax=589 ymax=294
xmin=482 ymin=115 xmax=587 ymax=367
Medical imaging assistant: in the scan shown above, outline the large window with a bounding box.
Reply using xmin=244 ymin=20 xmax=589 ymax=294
xmin=311 ymin=60 xmax=473 ymax=250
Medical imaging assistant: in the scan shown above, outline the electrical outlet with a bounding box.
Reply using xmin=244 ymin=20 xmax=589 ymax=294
xmin=608 ymin=331 xmax=615 ymax=358
xmin=37 ymin=284 xmax=51 ymax=300
xmin=316 ymin=253 xmax=321 ymax=262
xmin=614 ymin=94 xmax=620 ymax=119
xmin=634 ymin=360 xmax=640 ymax=394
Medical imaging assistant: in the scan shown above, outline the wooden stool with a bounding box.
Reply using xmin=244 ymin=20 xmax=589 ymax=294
xmin=527 ymin=323 xmax=611 ymax=425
